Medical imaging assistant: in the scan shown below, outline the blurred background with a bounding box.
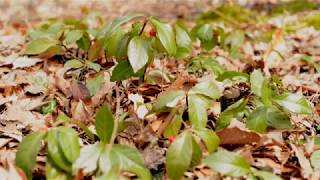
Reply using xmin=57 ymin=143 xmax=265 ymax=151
xmin=0 ymin=0 xmax=310 ymax=23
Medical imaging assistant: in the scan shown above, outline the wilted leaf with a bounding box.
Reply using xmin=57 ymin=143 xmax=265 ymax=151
xmin=217 ymin=127 xmax=260 ymax=145
xmin=88 ymin=39 xmax=104 ymax=61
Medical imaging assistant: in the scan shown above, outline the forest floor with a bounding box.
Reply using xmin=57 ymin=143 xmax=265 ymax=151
xmin=1 ymin=0 xmax=320 ymax=179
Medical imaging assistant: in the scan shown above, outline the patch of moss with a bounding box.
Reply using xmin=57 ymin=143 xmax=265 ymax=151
xmin=304 ymin=13 xmax=320 ymax=30
xmin=197 ymin=4 xmax=258 ymax=25
xmin=271 ymin=0 xmax=317 ymax=15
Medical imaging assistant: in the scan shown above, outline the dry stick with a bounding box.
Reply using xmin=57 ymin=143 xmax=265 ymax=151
xmin=156 ymin=109 xmax=177 ymax=136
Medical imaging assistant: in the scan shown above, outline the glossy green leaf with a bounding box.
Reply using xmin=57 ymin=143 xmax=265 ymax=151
xmin=25 ymin=38 xmax=58 ymax=55
xmin=95 ymin=105 xmax=114 ymax=143
xmin=164 ymin=112 xmax=183 ymax=138
xmin=111 ymin=60 xmax=134 ymax=81
xmin=47 ymin=130 xmax=71 ymax=173
xmin=175 ymin=25 xmax=192 ymax=49
xmin=64 ymin=59 xmax=83 ymax=69
xmin=46 ymin=158 xmax=70 ymax=180
xmin=85 ymin=60 xmax=101 ymax=72
xmin=191 ymin=79 xmax=222 ymax=99
xmin=86 ymin=74 xmax=104 ymax=96
xmin=261 ymin=80 xmax=273 ymax=107
xmin=128 ymin=36 xmax=149 ymax=73
xmin=112 ymin=144 xmax=151 ymax=179
xmin=175 ymin=46 xmax=191 ymax=60
xmin=250 ymin=69 xmax=265 ymax=97
xmin=115 ymin=35 xmax=130 ymax=61
xmin=196 ymin=24 xmax=216 ymax=50
xmin=76 ymin=32 xmax=90 ymax=52
xmin=248 ymin=106 xmax=292 ymax=133
xmin=57 ymin=127 xmax=80 ymax=163
xmin=105 ymin=30 xmax=124 ymax=57
xmin=311 ymin=150 xmax=320 ymax=170
xmin=150 ymin=18 xmax=176 ymax=55
xmin=190 ymin=137 xmax=202 ymax=167
xmin=16 ymin=132 xmax=45 ymax=179
xmin=252 ymin=169 xmax=282 ymax=180
xmin=100 ymin=13 xmax=143 ymax=39
xmin=265 ymin=108 xmax=292 ymax=129
xmin=188 ymin=94 xmax=211 ymax=128
xmin=166 ymin=132 xmax=193 ymax=180
xmin=216 ymin=71 xmax=249 ymax=82
xmin=152 ymin=90 xmax=185 ymax=112
xmin=273 ymin=93 xmax=312 ymax=114
xmin=73 ymin=143 xmax=102 ymax=174
xmin=204 ymin=150 xmax=250 ymax=177
xmin=64 ymin=30 xmax=83 ymax=44
xmin=216 ymin=98 xmax=248 ymax=130
xmin=247 ymin=106 xmax=268 ymax=133
xmin=193 ymin=128 xmax=220 ymax=153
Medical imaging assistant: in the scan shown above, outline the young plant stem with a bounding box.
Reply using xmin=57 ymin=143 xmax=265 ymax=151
xmin=108 ymin=84 xmax=121 ymax=148
xmin=139 ymin=18 xmax=149 ymax=36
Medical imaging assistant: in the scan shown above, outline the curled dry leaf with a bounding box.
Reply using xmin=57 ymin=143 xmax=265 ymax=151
xmin=217 ymin=127 xmax=261 ymax=145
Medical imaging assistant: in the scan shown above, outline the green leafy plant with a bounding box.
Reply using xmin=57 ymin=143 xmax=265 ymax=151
xmin=152 ymin=79 xmax=221 ymax=179
xmin=16 ymin=125 xmax=81 ymax=180
xmin=215 ymin=69 xmax=312 ymax=132
xmin=204 ymin=149 xmax=282 ymax=179
xmin=73 ymin=105 xmax=151 ymax=179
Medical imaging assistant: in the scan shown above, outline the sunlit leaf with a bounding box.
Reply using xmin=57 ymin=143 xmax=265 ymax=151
xmin=166 ymin=132 xmax=193 ymax=180
xmin=152 ymin=90 xmax=185 ymax=112
xmin=188 ymin=94 xmax=211 ymax=128
xmin=64 ymin=59 xmax=84 ymax=69
xmin=193 ymin=128 xmax=220 ymax=153
xmin=128 ymin=36 xmax=149 ymax=73
xmin=204 ymin=150 xmax=250 ymax=177
xmin=25 ymin=38 xmax=58 ymax=55
xmin=150 ymin=17 xmax=176 ymax=55
xmin=273 ymin=93 xmax=312 ymax=114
